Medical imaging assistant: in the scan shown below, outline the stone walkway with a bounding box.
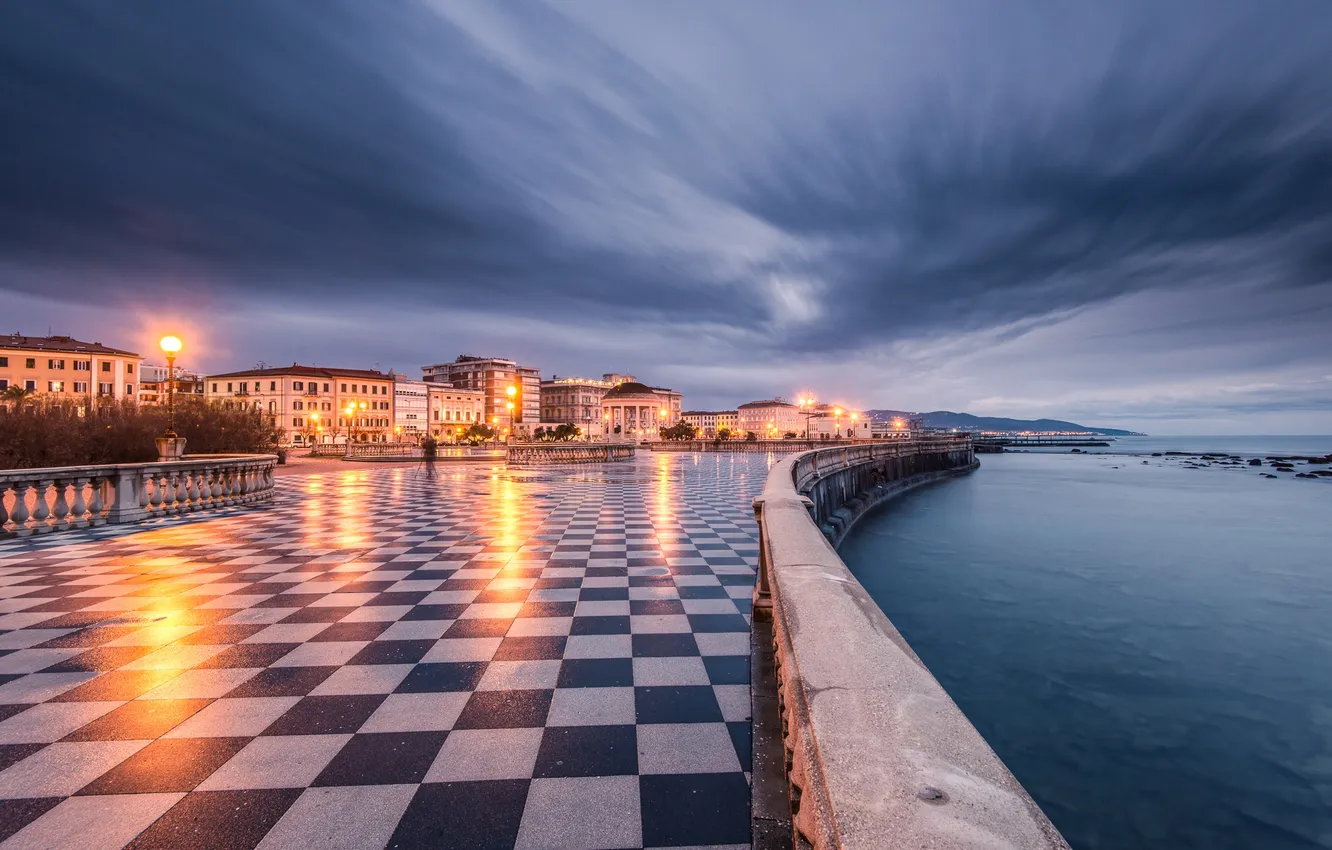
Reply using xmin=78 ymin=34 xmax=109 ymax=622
xmin=0 ymin=453 xmax=774 ymax=849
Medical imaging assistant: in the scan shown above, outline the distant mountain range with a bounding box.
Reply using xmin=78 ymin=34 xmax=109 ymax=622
xmin=865 ymin=410 xmax=1145 ymax=436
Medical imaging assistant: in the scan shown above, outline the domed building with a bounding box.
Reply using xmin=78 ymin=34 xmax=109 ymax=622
xmin=601 ymin=380 xmax=682 ymax=441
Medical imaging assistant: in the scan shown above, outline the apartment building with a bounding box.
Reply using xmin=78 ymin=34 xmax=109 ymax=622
xmin=426 ymin=383 xmax=486 ymax=441
xmin=736 ymin=399 xmax=803 ymax=438
xmin=139 ymin=364 xmax=205 ymax=406
xmin=0 ymin=334 xmax=141 ymax=403
xmin=681 ymin=410 xmax=740 ymax=438
xmin=422 ymin=355 xmax=540 ymax=428
xmin=540 ymin=375 xmax=617 ymax=437
xmin=204 ymin=365 xmax=396 ymax=445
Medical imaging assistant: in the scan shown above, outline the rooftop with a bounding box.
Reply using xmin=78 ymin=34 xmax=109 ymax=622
xmin=1 ymin=333 xmax=140 ymax=357
xmin=737 ymin=398 xmax=796 ymax=409
xmin=206 ymin=363 xmax=393 ymax=381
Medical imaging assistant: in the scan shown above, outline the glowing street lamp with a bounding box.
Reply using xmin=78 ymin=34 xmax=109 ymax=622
xmin=158 ymin=335 xmax=182 ymax=438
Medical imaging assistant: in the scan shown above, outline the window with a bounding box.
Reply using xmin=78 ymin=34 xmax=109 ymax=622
xmin=294 ymin=400 xmax=303 ymax=410
xmin=293 ymin=417 xmax=302 ymax=427
xmin=98 ymin=382 xmax=112 ymax=395
xmin=74 ymin=360 xmax=90 ymax=371
xmin=0 ymin=357 xmax=6 ymax=367
xmin=101 ymin=361 xmax=110 ymax=372
xmin=25 ymin=380 xmax=37 ymax=391
xmin=125 ymin=384 xmax=133 ymax=396
xmin=73 ymin=381 xmax=88 ymax=393
xmin=126 ymin=364 xmax=134 ymax=374
xmin=294 ymin=381 xmax=304 ymax=391
xmin=227 ymin=382 xmax=233 ymax=392
xmin=269 ymin=401 xmax=276 ymax=413
xmin=238 ymin=382 xmax=247 ymax=392
xmin=48 ymin=359 xmax=65 ymax=370
xmin=48 ymin=381 xmax=64 ymax=392
xmin=26 ymin=358 xmax=36 ymax=368
xmin=362 ymin=384 xmax=367 ymax=393
xmin=212 ymin=382 xmax=218 ymax=392
xmin=0 ymin=379 xmax=7 ymax=390
xmin=341 ymin=383 xmax=347 ymax=392
xmin=323 ymin=383 xmax=329 ymax=392
xmin=270 ymin=381 xmax=276 ymax=391
xmin=371 ymin=386 xmax=378 ymax=395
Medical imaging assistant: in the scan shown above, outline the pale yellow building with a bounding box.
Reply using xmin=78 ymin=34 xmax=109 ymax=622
xmin=204 ymin=365 xmax=396 ymax=446
xmin=681 ymin=410 xmax=740 ymax=438
xmin=0 ymin=334 xmax=142 ymax=403
xmin=737 ymin=399 xmax=803 ymax=438
xmin=426 ymin=383 xmax=486 ymax=441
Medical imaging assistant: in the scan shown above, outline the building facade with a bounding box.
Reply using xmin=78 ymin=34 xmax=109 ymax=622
xmin=600 ymin=381 xmax=683 ymax=441
xmin=540 ymin=375 xmax=617 ymax=438
xmin=392 ymin=377 xmax=430 ymax=442
xmin=423 ymin=355 xmax=540 ymax=431
xmin=426 ymin=383 xmax=486 ymax=441
xmin=139 ymin=364 xmax=205 ymax=406
xmin=736 ymin=399 xmax=803 ymax=438
xmin=204 ymin=365 xmax=396 ymax=446
xmin=1 ymin=334 xmax=142 ymax=404
xmin=681 ymin=410 xmax=739 ymax=438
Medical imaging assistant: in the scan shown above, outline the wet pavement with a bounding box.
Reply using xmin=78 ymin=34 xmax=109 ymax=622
xmin=0 ymin=453 xmax=772 ymax=849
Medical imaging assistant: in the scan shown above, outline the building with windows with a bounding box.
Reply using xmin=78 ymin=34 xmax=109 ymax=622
xmin=204 ymin=364 xmax=396 ymax=446
xmin=600 ymin=381 xmax=683 ymax=441
xmin=0 ymin=334 xmax=141 ymax=403
xmin=426 ymin=383 xmax=486 ymax=442
xmin=736 ymin=399 xmax=803 ymax=438
xmin=139 ymin=364 xmax=205 ymax=406
xmin=423 ymin=355 xmax=540 ymax=431
xmin=392 ymin=377 xmax=430 ymax=442
xmin=540 ymin=375 xmax=618 ymax=438
xmin=681 ymin=410 xmax=739 ymax=438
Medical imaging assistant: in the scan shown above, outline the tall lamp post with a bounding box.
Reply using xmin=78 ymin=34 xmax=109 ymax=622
xmin=834 ymin=407 xmax=843 ymax=439
xmin=156 ymin=335 xmax=185 ymax=461
xmin=505 ymin=385 xmax=517 ymax=442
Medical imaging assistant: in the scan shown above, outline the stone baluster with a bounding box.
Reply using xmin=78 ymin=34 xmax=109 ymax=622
xmin=51 ymin=478 xmax=71 ymax=528
xmin=69 ymin=477 xmax=88 ymax=526
xmin=9 ymin=482 xmax=32 ymax=532
xmin=0 ymin=484 xmax=11 ymax=532
xmin=88 ymin=476 xmax=104 ymax=523
xmin=210 ymin=467 xmax=224 ymax=502
xmin=185 ymin=470 xmax=200 ymax=508
xmin=32 ymin=479 xmax=52 ymax=530
xmin=153 ymin=473 xmax=169 ymax=514
xmin=239 ymin=465 xmax=251 ymax=501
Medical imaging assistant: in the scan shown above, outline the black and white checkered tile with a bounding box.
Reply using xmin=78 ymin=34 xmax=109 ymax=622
xmin=0 ymin=453 xmax=773 ymax=849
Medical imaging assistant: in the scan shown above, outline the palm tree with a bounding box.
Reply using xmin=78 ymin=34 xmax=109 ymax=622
xmin=2 ymin=385 xmax=33 ymax=408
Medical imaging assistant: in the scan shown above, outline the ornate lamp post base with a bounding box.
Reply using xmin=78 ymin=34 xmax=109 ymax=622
xmin=155 ymin=436 xmax=187 ymax=462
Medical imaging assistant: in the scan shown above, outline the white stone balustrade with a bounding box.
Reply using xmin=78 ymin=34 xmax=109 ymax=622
xmin=506 ymin=443 xmax=635 ymax=465
xmin=0 ymin=455 xmax=277 ymax=538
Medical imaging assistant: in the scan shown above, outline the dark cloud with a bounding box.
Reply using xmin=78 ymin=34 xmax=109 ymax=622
xmin=1 ymin=1 xmax=1330 ymax=428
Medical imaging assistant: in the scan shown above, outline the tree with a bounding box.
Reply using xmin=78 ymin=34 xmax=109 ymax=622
xmin=462 ymin=423 xmax=497 ymax=445
xmin=658 ymin=421 xmax=698 ymax=441
xmin=783 ymin=431 xmax=798 ymax=439
xmin=715 ymin=428 xmax=732 ymax=442
xmin=744 ymin=431 xmax=758 ymax=442
xmin=533 ymin=427 xmax=549 ymax=441
xmin=2 ymin=385 xmax=34 ymax=409
xmin=553 ymin=423 xmax=580 ymax=441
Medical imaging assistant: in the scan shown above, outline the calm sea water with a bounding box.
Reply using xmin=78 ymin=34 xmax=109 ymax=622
xmin=839 ymin=445 xmax=1332 ymax=849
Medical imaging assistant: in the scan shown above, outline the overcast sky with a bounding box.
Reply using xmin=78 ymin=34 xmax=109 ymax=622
xmin=3 ymin=1 xmax=1330 ymax=433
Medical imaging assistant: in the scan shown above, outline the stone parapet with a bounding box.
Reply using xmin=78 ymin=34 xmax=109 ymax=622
xmin=1 ymin=454 xmax=277 ymax=538
xmin=752 ymin=438 xmax=1069 ymax=850
xmin=506 ymin=443 xmax=635 ymax=465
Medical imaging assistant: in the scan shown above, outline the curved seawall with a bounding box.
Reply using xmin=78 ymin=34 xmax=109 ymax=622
xmin=751 ymin=438 xmax=1068 ymax=850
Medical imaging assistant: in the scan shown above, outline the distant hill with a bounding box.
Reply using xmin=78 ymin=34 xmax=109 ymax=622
xmin=865 ymin=410 xmax=1145 ymax=436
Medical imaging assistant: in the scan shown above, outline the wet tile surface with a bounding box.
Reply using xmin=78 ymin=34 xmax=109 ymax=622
xmin=0 ymin=454 xmax=766 ymax=849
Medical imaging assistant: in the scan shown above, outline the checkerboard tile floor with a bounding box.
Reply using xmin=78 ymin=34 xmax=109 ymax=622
xmin=0 ymin=453 xmax=773 ymax=849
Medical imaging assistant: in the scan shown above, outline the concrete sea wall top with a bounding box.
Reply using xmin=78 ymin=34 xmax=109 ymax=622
xmin=754 ymin=439 xmax=1069 ymax=850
